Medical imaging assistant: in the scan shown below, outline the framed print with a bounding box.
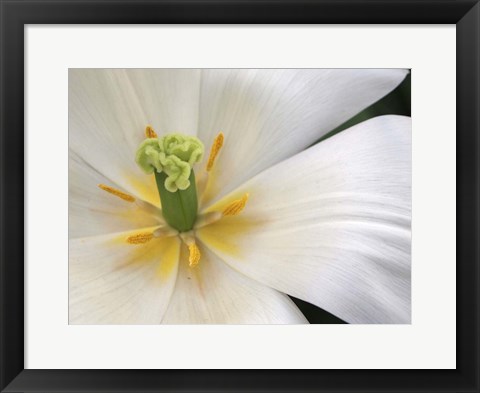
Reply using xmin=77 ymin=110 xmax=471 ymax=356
xmin=0 ymin=1 xmax=478 ymax=392
xmin=68 ymin=67 xmax=411 ymax=326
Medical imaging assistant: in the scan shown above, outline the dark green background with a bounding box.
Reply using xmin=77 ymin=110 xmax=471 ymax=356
xmin=290 ymin=72 xmax=411 ymax=324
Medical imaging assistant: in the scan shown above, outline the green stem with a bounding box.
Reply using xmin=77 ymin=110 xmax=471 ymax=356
xmin=154 ymin=170 xmax=198 ymax=232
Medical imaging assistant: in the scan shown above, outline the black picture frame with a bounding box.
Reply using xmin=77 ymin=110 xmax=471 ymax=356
xmin=1 ymin=1 xmax=478 ymax=392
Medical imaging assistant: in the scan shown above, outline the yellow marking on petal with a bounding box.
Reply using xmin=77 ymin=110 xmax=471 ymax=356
xmin=206 ymin=132 xmax=224 ymax=172
xmin=145 ymin=125 xmax=157 ymax=138
xmin=109 ymin=230 xmax=180 ymax=281
xmin=188 ymin=243 xmax=201 ymax=267
xmin=222 ymin=193 xmax=249 ymax=216
xmin=91 ymin=206 xmax=159 ymax=230
xmin=196 ymin=217 xmax=262 ymax=257
xmin=98 ymin=184 xmax=135 ymax=202
xmin=198 ymin=167 xmax=220 ymax=207
xmin=125 ymin=174 xmax=160 ymax=207
xmin=194 ymin=211 xmax=222 ymax=229
xmin=196 ymin=170 xmax=209 ymax=200
xmin=155 ymin=237 xmax=181 ymax=280
xmin=126 ymin=232 xmax=154 ymax=244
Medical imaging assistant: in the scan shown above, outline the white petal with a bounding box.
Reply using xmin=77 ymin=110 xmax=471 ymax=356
xmin=69 ymin=150 xmax=161 ymax=238
xmin=198 ymin=115 xmax=411 ymax=324
xmin=69 ymin=232 xmax=180 ymax=324
xmin=162 ymin=245 xmax=308 ymax=324
xmin=198 ymin=69 xmax=408 ymax=203
xmin=69 ymin=69 xmax=201 ymax=199
xmin=124 ymin=69 xmax=201 ymax=136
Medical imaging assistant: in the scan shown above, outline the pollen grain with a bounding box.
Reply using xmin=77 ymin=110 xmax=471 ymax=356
xmin=145 ymin=125 xmax=158 ymax=138
xmin=98 ymin=184 xmax=135 ymax=202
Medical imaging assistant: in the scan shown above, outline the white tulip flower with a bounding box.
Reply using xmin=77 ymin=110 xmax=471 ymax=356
xmin=69 ymin=69 xmax=411 ymax=324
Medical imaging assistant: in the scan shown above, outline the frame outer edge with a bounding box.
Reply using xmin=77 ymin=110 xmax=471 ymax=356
xmin=0 ymin=1 xmax=25 ymax=391
xmin=457 ymin=1 xmax=480 ymax=392
xmin=0 ymin=0 xmax=479 ymax=392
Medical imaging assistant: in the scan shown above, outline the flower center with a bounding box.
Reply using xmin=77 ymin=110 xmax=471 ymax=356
xmin=136 ymin=132 xmax=204 ymax=232
xmin=97 ymin=126 xmax=249 ymax=268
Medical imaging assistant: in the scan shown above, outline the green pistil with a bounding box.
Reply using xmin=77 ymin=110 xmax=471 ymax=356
xmin=135 ymin=133 xmax=204 ymax=232
xmin=155 ymin=170 xmax=198 ymax=232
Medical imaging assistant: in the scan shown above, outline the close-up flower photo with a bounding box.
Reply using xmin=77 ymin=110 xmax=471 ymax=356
xmin=69 ymin=68 xmax=411 ymax=325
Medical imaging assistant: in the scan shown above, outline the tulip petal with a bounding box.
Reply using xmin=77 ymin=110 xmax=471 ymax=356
xmin=69 ymin=231 xmax=180 ymax=324
xmin=198 ymin=115 xmax=411 ymax=324
xmin=69 ymin=150 xmax=162 ymax=238
xmin=124 ymin=69 xmax=201 ymax=137
xmin=197 ymin=69 xmax=408 ymax=204
xmin=69 ymin=69 xmax=201 ymax=201
xmin=162 ymin=245 xmax=308 ymax=324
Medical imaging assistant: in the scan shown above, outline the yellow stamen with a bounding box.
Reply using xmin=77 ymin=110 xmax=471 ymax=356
xmin=188 ymin=243 xmax=201 ymax=267
xmin=145 ymin=125 xmax=157 ymax=138
xmin=126 ymin=232 xmax=154 ymax=245
xmin=179 ymin=232 xmax=201 ymax=267
xmin=222 ymin=193 xmax=249 ymax=216
xmin=206 ymin=132 xmax=224 ymax=172
xmin=98 ymin=184 xmax=135 ymax=202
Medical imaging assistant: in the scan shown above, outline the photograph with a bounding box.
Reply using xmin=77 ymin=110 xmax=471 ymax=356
xmin=68 ymin=68 xmax=412 ymax=325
